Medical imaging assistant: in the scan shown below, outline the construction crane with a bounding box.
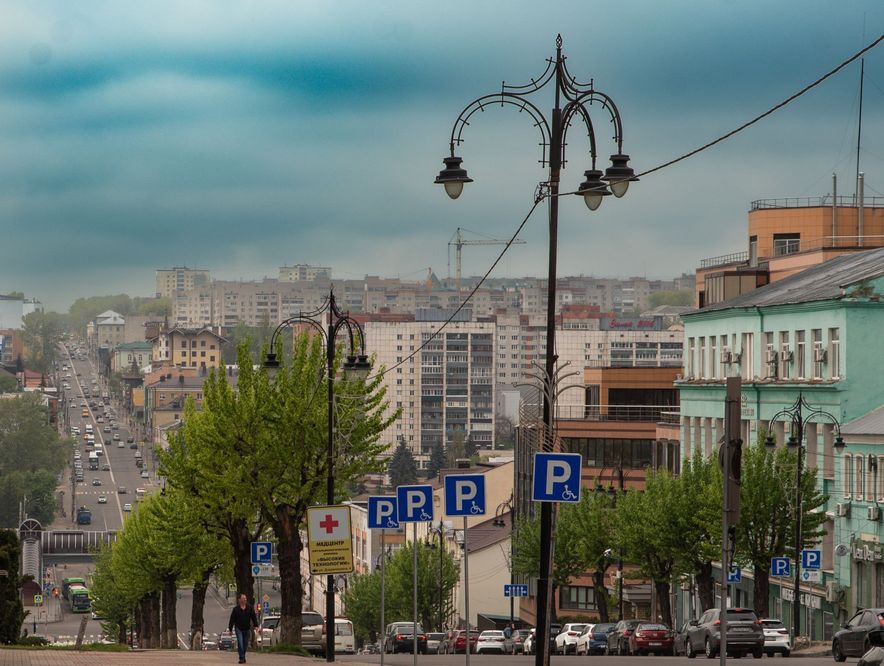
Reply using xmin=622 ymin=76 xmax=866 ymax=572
xmin=448 ymin=227 xmax=526 ymax=292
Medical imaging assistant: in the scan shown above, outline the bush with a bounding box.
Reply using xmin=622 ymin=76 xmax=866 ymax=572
xmin=259 ymin=643 xmax=314 ymax=657
xmin=17 ymin=636 xmax=49 ymax=646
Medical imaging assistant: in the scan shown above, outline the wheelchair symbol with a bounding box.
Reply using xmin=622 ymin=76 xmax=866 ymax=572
xmin=470 ymin=502 xmax=482 ymax=514
xmin=561 ymin=486 xmax=578 ymax=501
xmin=419 ymin=510 xmax=432 ymax=521
xmin=386 ymin=519 xmax=398 ymax=528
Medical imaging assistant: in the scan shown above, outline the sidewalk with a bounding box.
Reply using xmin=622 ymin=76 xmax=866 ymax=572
xmin=792 ymin=640 xmax=831 ymax=657
xmin=0 ymin=650 xmax=372 ymax=666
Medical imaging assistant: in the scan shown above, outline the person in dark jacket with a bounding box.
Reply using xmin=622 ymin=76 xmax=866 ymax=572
xmin=228 ymin=593 xmax=259 ymax=664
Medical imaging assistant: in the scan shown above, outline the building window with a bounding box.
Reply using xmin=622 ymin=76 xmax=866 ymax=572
xmin=843 ymin=454 xmax=853 ymax=498
xmin=855 ymin=455 xmax=865 ymax=500
xmin=559 ymin=585 xmax=596 ymax=610
xmin=764 ymin=332 xmax=775 ymax=379
xmin=687 ymin=338 xmax=695 ymax=379
xmin=829 ymin=328 xmax=841 ymax=379
xmin=698 ymin=337 xmax=706 ymax=379
xmin=779 ymin=331 xmax=791 ymax=380
xmin=796 ymin=331 xmax=806 ymax=380
xmin=812 ymin=329 xmax=824 ymax=380
xmin=709 ymin=337 xmax=717 ymax=379
xmin=773 ymin=232 xmax=800 ymax=256
xmin=740 ymin=332 xmax=754 ymax=380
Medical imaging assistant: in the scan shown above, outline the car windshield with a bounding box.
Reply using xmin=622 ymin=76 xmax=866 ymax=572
xmin=570 ymin=624 xmax=587 ymax=632
xmin=483 ymin=631 xmax=504 ymax=638
xmin=727 ymin=609 xmax=758 ymax=621
xmin=427 ymin=633 xmax=444 ymax=640
xmin=302 ymin=613 xmax=324 ymax=626
xmin=761 ymin=619 xmax=784 ymax=628
xmin=262 ymin=618 xmax=279 ymax=629
xmin=638 ymin=624 xmax=668 ymax=631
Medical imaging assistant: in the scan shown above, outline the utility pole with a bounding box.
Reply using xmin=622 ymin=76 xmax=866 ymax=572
xmin=720 ymin=377 xmax=742 ymax=666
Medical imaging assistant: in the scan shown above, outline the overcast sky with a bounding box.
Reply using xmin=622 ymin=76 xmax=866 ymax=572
xmin=1 ymin=1 xmax=882 ymax=310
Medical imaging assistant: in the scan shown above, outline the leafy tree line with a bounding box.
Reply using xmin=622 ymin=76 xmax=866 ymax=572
xmin=0 ymin=393 xmax=69 ymax=527
xmin=88 ymin=335 xmax=399 ymax=649
xmin=512 ymin=438 xmax=825 ymax=626
xmin=20 ymin=311 xmax=66 ymax=374
xmin=67 ymin=294 xmax=171 ymax=335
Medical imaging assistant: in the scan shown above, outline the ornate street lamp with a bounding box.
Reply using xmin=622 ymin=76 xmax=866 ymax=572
xmin=764 ymin=393 xmax=845 ymax=644
xmin=263 ymin=289 xmax=371 ymax=663
xmin=436 ymin=35 xmax=636 ymax=666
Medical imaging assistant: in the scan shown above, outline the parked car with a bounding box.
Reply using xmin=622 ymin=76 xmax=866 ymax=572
xmin=834 ymin=609 xmax=884 ymax=662
xmin=217 ymin=631 xmax=236 ymax=651
xmin=334 ymin=618 xmax=355 ymax=654
xmin=685 ymin=607 xmax=764 ymax=659
xmin=298 ymin=610 xmax=327 ymax=654
xmin=556 ymin=623 xmax=590 ymax=655
xmin=512 ymin=628 xmax=532 ymax=654
xmin=577 ymin=622 xmax=615 ymax=656
xmin=607 ymin=619 xmax=643 ymax=655
xmin=439 ymin=629 xmax=478 ymax=654
xmin=385 ymin=622 xmax=427 ymax=654
xmin=257 ymin=614 xmax=279 ymax=646
xmin=523 ymin=628 xmax=536 ymax=655
xmin=523 ymin=624 xmax=561 ymax=655
xmin=858 ymin=629 xmax=884 ymax=666
xmin=629 ymin=622 xmax=674 ymax=656
xmin=761 ymin=618 xmax=791 ymax=657
xmin=426 ymin=632 xmax=445 ymax=655
xmin=476 ymin=630 xmax=512 ymax=654
xmin=673 ymin=622 xmax=692 ymax=656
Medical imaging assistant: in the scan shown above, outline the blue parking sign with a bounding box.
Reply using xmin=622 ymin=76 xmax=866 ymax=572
xmin=771 ymin=557 xmax=791 ymax=577
xmin=444 ymin=474 xmax=486 ymax=517
xmin=801 ymin=549 xmax=821 ymax=570
xmin=396 ymin=485 xmax=434 ymax=522
xmin=368 ymin=496 xmax=399 ymax=529
xmin=726 ymin=566 xmax=742 ymax=583
xmin=251 ymin=541 xmax=272 ymax=564
xmin=532 ymin=452 xmax=582 ymax=503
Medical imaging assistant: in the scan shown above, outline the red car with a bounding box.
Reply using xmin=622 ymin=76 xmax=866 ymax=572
xmin=628 ymin=622 xmax=675 ymax=656
xmin=440 ymin=629 xmax=479 ymax=654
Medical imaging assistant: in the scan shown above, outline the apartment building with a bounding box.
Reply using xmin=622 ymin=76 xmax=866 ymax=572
xmin=155 ymin=266 xmax=210 ymax=299
xmin=364 ymin=318 xmax=496 ymax=467
xmin=278 ymin=264 xmax=331 ymax=282
xmin=150 ymin=326 xmax=225 ymax=369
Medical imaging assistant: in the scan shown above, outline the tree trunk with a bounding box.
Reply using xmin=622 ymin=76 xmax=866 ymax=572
xmin=654 ymin=580 xmax=673 ymax=628
xmin=190 ymin=568 xmax=212 ymax=644
xmin=134 ymin=601 xmax=142 ymax=646
xmin=752 ymin=564 xmax=770 ymax=618
xmin=592 ymin=569 xmax=610 ymax=623
xmin=161 ymin=574 xmax=178 ymax=649
xmin=138 ymin=596 xmax=151 ymax=648
xmin=117 ymin=620 xmax=127 ymax=645
xmin=147 ymin=591 xmax=161 ymax=649
xmin=274 ymin=505 xmax=305 ymax=646
xmin=230 ymin=518 xmax=255 ymax=603
xmin=695 ymin=561 xmax=715 ymax=612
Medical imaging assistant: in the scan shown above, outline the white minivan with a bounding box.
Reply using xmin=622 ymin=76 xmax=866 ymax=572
xmin=334 ymin=618 xmax=355 ymax=654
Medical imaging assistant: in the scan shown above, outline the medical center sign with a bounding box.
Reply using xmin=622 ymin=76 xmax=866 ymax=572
xmin=306 ymin=505 xmax=354 ymax=575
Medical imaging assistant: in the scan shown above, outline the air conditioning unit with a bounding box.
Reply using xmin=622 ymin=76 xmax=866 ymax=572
xmin=720 ymin=348 xmax=732 ymax=364
xmin=836 ymin=503 xmax=851 ymax=518
xmin=732 ymin=351 xmax=742 ymax=364
xmin=869 ymin=506 xmax=881 ymax=522
xmin=766 ymin=349 xmax=778 ymax=364
xmin=814 ymin=346 xmax=828 ymax=363
xmin=780 ymin=346 xmax=793 ymax=362
xmin=825 ymin=581 xmax=845 ymax=603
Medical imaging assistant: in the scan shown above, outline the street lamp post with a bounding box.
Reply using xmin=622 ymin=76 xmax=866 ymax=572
xmin=765 ymin=393 xmax=844 ymax=645
xmin=436 ymin=35 xmax=636 ymax=666
xmin=427 ymin=522 xmax=446 ymax=630
xmin=263 ymin=289 xmax=371 ymax=663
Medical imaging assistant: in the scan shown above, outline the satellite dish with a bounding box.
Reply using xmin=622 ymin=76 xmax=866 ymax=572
xmin=835 ymin=544 xmax=849 ymax=557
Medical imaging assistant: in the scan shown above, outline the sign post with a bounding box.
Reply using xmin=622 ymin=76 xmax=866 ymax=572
xmin=444 ymin=475 xmax=487 ymax=666
xmin=720 ymin=376 xmax=742 ymax=666
xmin=368 ymin=496 xmax=399 ymax=666
xmin=397 ymin=485 xmax=434 ymax=666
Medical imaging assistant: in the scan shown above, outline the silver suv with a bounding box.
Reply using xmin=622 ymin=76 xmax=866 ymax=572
xmin=685 ymin=608 xmax=764 ymax=659
xmin=265 ymin=611 xmax=325 ymax=654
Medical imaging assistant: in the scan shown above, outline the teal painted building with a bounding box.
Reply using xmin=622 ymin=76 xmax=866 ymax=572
xmin=677 ymin=248 xmax=884 ymax=638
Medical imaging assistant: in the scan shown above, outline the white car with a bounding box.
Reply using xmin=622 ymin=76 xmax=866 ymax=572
xmin=97 ymin=495 xmax=107 ymax=504
xmin=118 ymin=441 xmax=125 ymax=448
xmin=123 ymin=503 xmax=132 ymax=512
xmin=761 ymin=618 xmax=791 ymax=657
xmin=475 ymin=630 xmax=512 ymax=654
xmin=556 ymin=623 xmax=590 ymax=655
xmin=140 ymin=470 xmax=149 ymax=479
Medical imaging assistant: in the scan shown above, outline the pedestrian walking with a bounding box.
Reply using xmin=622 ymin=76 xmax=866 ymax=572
xmin=228 ymin=593 xmax=258 ymax=664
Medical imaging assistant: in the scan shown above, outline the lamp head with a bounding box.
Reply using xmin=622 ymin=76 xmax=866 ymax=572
xmin=263 ymin=352 xmax=281 ymax=381
xmin=764 ymin=435 xmax=776 ymax=449
xmin=602 ymin=154 xmax=639 ymax=198
xmin=576 ymin=169 xmax=611 ymax=211
xmin=434 ymin=155 xmax=473 ymax=199
xmin=343 ymin=354 xmax=372 ymax=380
xmin=787 ymin=435 xmax=799 ymax=448
xmin=834 ymin=435 xmax=846 ymax=452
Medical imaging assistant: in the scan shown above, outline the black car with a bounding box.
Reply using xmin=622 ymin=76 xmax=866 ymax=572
xmin=385 ymin=622 xmax=427 ymax=654
xmin=859 ymin=629 xmax=884 ymax=666
xmin=834 ymin=609 xmax=884 ymax=661
xmin=607 ymin=619 xmax=642 ymax=655
xmin=685 ymin=607 xmax=764 ymax=659
xmin=217 ymin=631 xmax=237 ymax=651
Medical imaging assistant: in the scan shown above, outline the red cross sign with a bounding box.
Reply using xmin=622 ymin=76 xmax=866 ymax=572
xmin=319 ymin=514 xmax=339 ymax=534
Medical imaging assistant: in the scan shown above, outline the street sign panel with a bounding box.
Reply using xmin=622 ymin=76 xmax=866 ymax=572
xmin=801 ymin=549 xmax=822 ymax=570
xmin=306 ymin=505 xmax=354 ymax=575
xmin=396 ymin=485 xmax=434 ymax=522
xmin=262 ymin=593 xmax=270 ymax=603
xmin=504 ymin=584 xmax=529 ymax=598
xmin=771 ymin=557 xmax=791 ymax=577
xmin=726 ymin=566 xmax=742 ymax=584
xmin=532 ymin=452 xmax=582 ymax=503
xmin=251 ymin=541 xmax=272 ymax=564
xmin=444 ymin=474 xmax=486 ymax=517
xmin=367 ymin=496 xmax=399 ymax=529
xmin=801 ymin=570 xmax=822 ymax=583
xmin=33 ymin=594 xmax=43 ymax=606
xmin=262 ymin=601 xmax=270 ymax=614
xmin=251 ymin=564 xmax=272 ymax=577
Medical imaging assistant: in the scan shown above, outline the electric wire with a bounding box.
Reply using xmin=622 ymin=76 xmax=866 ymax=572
xmin=367 ymin=33 xmax=883 ymax=383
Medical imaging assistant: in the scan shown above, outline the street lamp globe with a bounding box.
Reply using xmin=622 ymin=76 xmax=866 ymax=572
xmin=343 ymin=354 xmax=372 ymax=380
xmin=603 ymin=154 xmax=638 ymax=198
xmin=434 ymin=156 xmax=473 ymax=200
xmin=576 ymin=169 xmax=610 ymax=211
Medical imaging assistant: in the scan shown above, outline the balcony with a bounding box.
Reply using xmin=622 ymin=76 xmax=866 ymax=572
xmin=554 ymin=404 xmax=680 ymax=422
xmin=751 ymin=195 xmax=884 ymax=209
xmin=699 ymin=250 xmax=749 ymax=269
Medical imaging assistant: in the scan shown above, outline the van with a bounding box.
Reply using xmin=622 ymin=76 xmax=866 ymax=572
xmin=334 ymin=618 xmax=355 ymax=654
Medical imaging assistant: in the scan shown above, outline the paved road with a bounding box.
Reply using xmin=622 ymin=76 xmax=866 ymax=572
xmin=0 ymin=652 xmax=843 ymax=666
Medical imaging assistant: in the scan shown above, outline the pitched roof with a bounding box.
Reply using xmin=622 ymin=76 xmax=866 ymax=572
xmin=115 ymin=341 xmax=153 ymax=351
xmin=692 ymin=246 xmax=884 ymax=314
xmin=466 ymin=511 xmax=511 ymax=554
xmin=841 ymin=405 xmax=884 ymax=436
xmin=96 ymin=310 xmax=124 ymax=320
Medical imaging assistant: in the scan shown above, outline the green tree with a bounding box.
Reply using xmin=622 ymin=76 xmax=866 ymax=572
xmin=20 ymin=311 xmax=64 ymax=373
xmin=90 ymin=543 xmax=135 ymax=644
xmin=672 ymin=452 xmax=722 ymax=611
xmin=0 ymin=529 xmax=25 ymax=643
xmin=495 ymin=415 xmax=515 ymax=449
xmin=568 ymin=492 xmax=618 ymax=622
xmin=426 ymin=442 xmax=446 ymax=480
xmin=735 ymin=436 xmax=828 ymax=617
xmin=388 ymin=438 xmax=418 ymax=488
xmin=648 ymin=289 xmax=693 ymax=308
xmin=615 ymin=471 xmax=683 ymax=627
xmin=0 ymin=371 xmax=19 ymax=393
xmin=133 ymin=297 xmax=171 ymax=317
xmin=67 ymin=295 xmax=134 ymax=335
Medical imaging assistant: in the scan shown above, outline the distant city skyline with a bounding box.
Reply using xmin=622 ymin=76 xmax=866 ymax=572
xmin=1 ymin=1 xmax=881 ymax=309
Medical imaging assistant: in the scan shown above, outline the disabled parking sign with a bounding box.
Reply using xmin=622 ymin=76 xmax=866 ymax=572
xmin=444 ymin=474 xmax=486 ymax=517
xmin=532 ymin=452 xmax=582 ymax=503
xmin=367 ymin=496 xmax=399 ymax=529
